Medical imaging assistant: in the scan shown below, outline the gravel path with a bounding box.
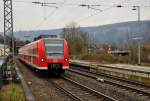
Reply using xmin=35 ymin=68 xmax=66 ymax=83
xmin=16 ymin=60 xmax=74 ymax=101
xmin=65 ymin=70 xmax=150 ymax=101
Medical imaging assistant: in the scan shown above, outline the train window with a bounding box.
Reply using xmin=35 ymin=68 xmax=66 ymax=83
xmin=28 ymin=48 xmax=37 ymax=56
xmin=45 ymin=44 xmax=63 ymax=52
xmin=44 ymin=39 xmax=64 ymax=58
xmin=28 ymin=50 xmax=32 ymax=55
xmin=33 ymin=48 xmax=37 ymax=55
xmin=44 ymin=39 xmax=63 ymax=44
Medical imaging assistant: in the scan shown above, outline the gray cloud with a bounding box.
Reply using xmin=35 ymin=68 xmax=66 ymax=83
xmin=0 ymin=0 xmax=150 ymax=31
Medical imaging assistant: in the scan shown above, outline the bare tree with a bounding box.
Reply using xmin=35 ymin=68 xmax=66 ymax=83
xmin=61 ymin=22 xmax=89 ymax=57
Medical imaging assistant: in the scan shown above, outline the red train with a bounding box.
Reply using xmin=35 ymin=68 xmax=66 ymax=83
xmin=18 ymin=38 xmax=69 ymax=75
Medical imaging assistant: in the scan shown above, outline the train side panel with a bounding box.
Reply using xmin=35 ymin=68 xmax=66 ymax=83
xmin=37 ymin=39 xmax=47 ymax=69
xmin=63 ymin=39 xmax=69 ymax=69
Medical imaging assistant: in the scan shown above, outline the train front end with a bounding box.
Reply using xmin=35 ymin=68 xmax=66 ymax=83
xmin=41 ymin=38 xmax=69 ymax=75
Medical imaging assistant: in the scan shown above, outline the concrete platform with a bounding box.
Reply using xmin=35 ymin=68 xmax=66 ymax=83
xmin=102 ymin=64 xmax=150 ymax=73
xmin=70 ymin=60 xmax=150 ymax=84
xmin=70 ymin=60 xmax=150 ymax=73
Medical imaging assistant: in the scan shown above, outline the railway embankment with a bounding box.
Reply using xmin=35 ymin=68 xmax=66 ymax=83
xmin=0 ymin=56 xmax=25 ymax=101
xmin=70 ymin=60 xmax=150 ymax=84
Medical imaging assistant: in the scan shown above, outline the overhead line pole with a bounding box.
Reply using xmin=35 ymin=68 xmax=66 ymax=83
xmin=134 ymin=6 xmax=141 ymax=65
xmin=4 ymin=0 xmax=14 ymax=61
xmin=117 ymin=5 xmax=142 ymax=65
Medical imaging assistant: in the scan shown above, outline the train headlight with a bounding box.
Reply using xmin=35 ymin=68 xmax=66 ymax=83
xmin=65 ymin=58 xmax=68 ymax=61
xmin=41 ymin=58 xmax=45 ymax=62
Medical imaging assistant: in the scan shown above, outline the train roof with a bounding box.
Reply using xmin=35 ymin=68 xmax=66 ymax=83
xmin=44 ymin=37 xmax=64 ymax=40
xmin=19 ymin=38 xmax=65 ymax=49
xmin=34 ymin=34 xmax=61 ymax=41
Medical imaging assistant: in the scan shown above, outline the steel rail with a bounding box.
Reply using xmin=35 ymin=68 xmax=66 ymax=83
xmin=61 ymin=76 xmax=119 ymax=101
xmin=68 ymin=68 xmax=150 ymax=96
xmin=48 ymin=79 xmax=83 ymax=101
xmin=70 ymin=64 xmax=150 ymax=87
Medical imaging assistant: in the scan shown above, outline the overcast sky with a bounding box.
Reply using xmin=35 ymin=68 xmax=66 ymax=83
xmin=0 ymin=0 xmax=150 ymax=31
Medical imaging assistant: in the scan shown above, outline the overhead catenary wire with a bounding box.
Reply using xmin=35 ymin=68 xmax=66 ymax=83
xmin=9 ymin=0 xmax=150 ymax=30
xmin=13 ymin=0 xmax=33 ymax=4
xmin=33 ymin=0 xmax=67 ymax=29
xmin=80 ymin=4 xmax=102 ymax=11
xmin=76 ymin=0 xmax=132 ymax=23
xmin=76 ymin=0 xmax=150 ymax=23
xmin=14 ymin=0 xmax=150 ymax=8
xmin=41 ymin=4 xmax=58 ymax=8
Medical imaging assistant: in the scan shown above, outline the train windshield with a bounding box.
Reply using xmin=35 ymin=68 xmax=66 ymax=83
xmin=44 ymin=38 xmax=64 ymax=58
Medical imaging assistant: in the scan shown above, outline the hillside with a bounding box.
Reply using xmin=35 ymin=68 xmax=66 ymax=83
xmin=0 ymin=20 xmax=150 ymax=46
xmin=82 ymin=21 xmax=150 ymax=46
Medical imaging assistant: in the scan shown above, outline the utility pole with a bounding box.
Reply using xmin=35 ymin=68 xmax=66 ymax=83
xmin=137 ymin=6 xmax=141 ymax=65
xmin=132 ymin=6 xmax=141 ymax=65
xmin=3 ymin=0 xmax=14 ymax=61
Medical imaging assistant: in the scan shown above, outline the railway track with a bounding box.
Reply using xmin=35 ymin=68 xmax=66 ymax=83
xmin=69 ymin=66 xmax=150 ymax=97
xmin=17 ymin=59 xmax=118 ymax=101
xmin=16 ymin=59 xmax=77 ymax=101
xmin=17 ymin=58 xmax=150 ymax=101
xmin=48 ymin=76 xmax=118 ymax=101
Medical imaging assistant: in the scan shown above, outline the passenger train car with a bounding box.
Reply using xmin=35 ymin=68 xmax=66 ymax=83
xmin=18 ymin=38 xmax=69 ymax=75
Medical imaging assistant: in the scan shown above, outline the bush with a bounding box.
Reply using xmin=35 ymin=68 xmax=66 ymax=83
xmin=76 ymin=53 xmax=133 ymax=64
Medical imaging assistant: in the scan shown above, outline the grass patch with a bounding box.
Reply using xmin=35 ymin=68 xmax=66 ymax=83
xmin=0 ymin=83 xmax=25 ymax=101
